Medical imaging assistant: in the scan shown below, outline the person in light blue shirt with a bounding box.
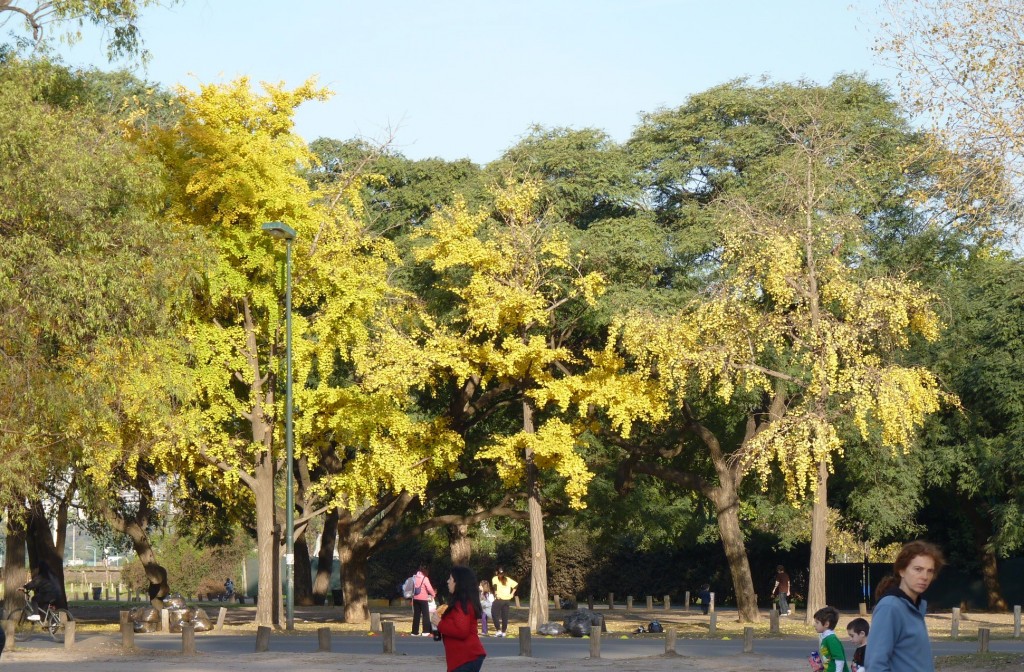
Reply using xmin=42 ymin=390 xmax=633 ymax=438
xmin=864 ymin=540 xmax=945 ymax=672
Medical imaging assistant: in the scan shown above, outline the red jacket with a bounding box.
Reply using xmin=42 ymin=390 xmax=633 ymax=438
xmin=437 ymin=601 xmax=486 ymax=671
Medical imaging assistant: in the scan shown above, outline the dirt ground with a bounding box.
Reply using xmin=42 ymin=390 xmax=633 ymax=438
xmin=1 ymin=602 xmax=1021 ymax=671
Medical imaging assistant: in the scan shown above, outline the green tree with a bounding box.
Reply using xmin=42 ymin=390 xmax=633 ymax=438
xmin=0 ymin=0 xmax=173 ymax=60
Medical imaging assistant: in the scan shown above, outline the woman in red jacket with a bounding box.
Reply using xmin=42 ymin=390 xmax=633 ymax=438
xmin=431 ymin=566 xmax=487 ymax=672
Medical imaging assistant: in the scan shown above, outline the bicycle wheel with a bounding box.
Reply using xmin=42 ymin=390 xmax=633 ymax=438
xmin=48 ymin=610 xmax=68 ymax=642
xmin=13 ymin=608 xmax=35 ymax=642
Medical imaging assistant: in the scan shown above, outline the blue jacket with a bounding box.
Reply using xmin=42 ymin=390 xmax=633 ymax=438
xmin=864 ymin=589 xmax=934 ymax=672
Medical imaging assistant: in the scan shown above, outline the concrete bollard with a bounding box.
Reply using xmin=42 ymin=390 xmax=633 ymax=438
xmin=1014 ymin=605 xmax=1021 ymax=638
xmin=770 ymin=608 xmax=779 ymax=634
xmin=978 ymin=627 xmax=990 ymax=653
xmin=553 ymin=594 xmax=560 ymax=610
xmin=370 ymin=612 xmax=382 ymax=633
xmin=646 ymin=595 xmax=654 ymax=611
xmin=182 ymin=623 xmax=196 ymax=655
xmin=664 ymin=594 xmax=671 ymax=611
xmin=588 ymin=595 xmax=595 ymax=610
xmin=519 ymin=626 xmax=532 ymax=656
xmin=709 ymin=592 xmax=716 ymax=614
xmin=382 ymin=621 xmax=396 ymax=654
xmin=709 ymin=611 xmax=718 ymax=636
xmin=665 ymin=626 xmax=677 ymax=654
xmin=743 ymin=626 xmax=754 ymax=653
xmin=3 ymin=619 xmax=16 ymax=652
xmin=589 ymin=625 xmax=601 ymax=658
xmin=859 ymin=602 xmax=867 ymax=616
xmin=317 ymin=626 xmax=331 ymax=652
xmin=161 ymin=608 xmax=170 ymax=633
xmin=63 ymin=619 xmax=76 ymax=649
xmin=120 ymin=611 xmax=134 ymax=649
xmin=951 ymin=608 xmax=960 ymax=638
xmin=626 ymin=595 xmax=633 ymax=613
xmin=255 ymin=625 xmax=271 ymax=652
xmin=683 ymin=591 xmax=689 ymax=612
xmin=216 ymin=606 xmax=227 ymax=630
xmin=608 ymin=592 xmax=614 ymax=610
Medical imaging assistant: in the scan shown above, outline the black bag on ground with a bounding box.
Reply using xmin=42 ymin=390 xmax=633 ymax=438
xmin=647 ymin=619 xmax=664 ymax=633
xmin=562 ymin=609 xmax=606 ymax=637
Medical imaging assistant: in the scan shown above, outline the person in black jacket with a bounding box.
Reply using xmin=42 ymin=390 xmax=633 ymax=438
xmin=23 ymin=561 xmax=62 ymax=615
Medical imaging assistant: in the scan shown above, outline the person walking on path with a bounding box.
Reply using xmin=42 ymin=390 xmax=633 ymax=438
xmin=478 ymin=579 xmax=495 ymax=636
xmin=771 ymin=565 xmax=791 ymax=615
xmin=811 ymin=605 xmax=848 ymax=672
xmin=411 ymin=564 xmax=437 ymax=636
xmin=432 ymin=566 xmax=487 ymax=672
xmin=489 ymin=567 xmax=517 ymax=637
xmin=864 ymin=540 xmax=944 ymax=672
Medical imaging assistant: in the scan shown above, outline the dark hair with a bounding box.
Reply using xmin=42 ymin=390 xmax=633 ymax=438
xmin=448 ymin=566 xmax=482 ymax=619
xmin=813 ymin=606 xmax=840 ymax=630
xmin=874 ymin=540 xmax=945 ymax=602
xmin=776 ymin=565 xmax=785 ymax=573
xmin=847 ymin=617 xmax=869 ymax=636
xmin=418 ymin=563 xmax=429 ymax=574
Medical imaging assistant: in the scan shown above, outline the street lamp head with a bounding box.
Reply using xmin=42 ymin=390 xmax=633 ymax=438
xmin=262 ymin=221 xmax=297 ymax=241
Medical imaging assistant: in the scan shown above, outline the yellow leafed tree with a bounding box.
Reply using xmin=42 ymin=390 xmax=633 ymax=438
xmin=414 ymin=179 xmax=665 ymax=629
xmin=614 ymin=82 xmax=955 ymax=623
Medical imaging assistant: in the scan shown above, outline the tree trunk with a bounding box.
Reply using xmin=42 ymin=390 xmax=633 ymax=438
xmin=710 ymin=486 xmax=760 ymax=622
xmin=254 ymin=455 xmax=279 ymax=626
xmin=294 ymin=526 xmax=314 ymax=606
xmin=448 ymin=523 xmax=471 ymax=566
xmin=963 ymin=498 xmax=1008 ymax=611
xmin=93 ymin=478 xmax=170 ymax=606
xmin=338 ymin=544 xmax=370 ymax=623
xmin=523 ymin=400 xmax=549 ymax=631
xmin=3 ymin=513 xmax=29 ymax=617
xmin=312 ymin=508 xmax=339 ymax=606
xmin=806 ymin=459 xmax=829 ymax=625
xmin=26 ymin=499 xmax=68 ymax=609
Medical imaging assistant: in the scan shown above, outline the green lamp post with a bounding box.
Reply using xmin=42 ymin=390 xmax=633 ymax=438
xmin=262 ymin=221 xmax=296 ymax=630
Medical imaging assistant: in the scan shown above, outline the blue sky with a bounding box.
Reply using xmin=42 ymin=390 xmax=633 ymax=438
xmin=53 ymin=0 xmax=892 ymax=164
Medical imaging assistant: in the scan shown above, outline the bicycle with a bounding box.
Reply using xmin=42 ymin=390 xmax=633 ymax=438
xmin=10 ymin=588 xmax=71 ymax=642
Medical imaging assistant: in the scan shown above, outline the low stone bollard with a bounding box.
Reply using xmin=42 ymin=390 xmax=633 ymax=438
xmin=951 ymin=608 xmax=960 ymax=638
xmin=859 ymin=602 xmax=867 ymax=616
xmin=317 ymin=626 xmax=331 ymax=652
xmin=665 ymin=626 xmax=677 ymax=654
xmin=120 ymin=611 xmax=134 ymax=649
xmin=770 ymin=608 xmax=779 ymax=634
xmin=709 ymin=611 xmax=718 ymax=636
xmin=63 ymin=618 xmax=75 ymax=649
xmin=646 ymin=595 xmax=654 ymax=611
xmin=608 ymin=592 xmax=614 ymax=610
xmin=684 ymin=590 xmax=690 ymax=612
xmin=589 ymin=625 xmax=601 ymax=659
xmin=161 ymin=608 xmax=170 ymax=633
xmin=978 ymin=627 xmax=990 ymax=653
xmin=709 ymin=592 xmax=716 ymax=614
xmin=743 ymin=626 xmax=754 ymax=653
xmin=1014 ymin=605 xmax=1021 ymax=638
xmin=626 ymin=595 xmax=633 ymax=612
xmin=382 ymin=621 xmax=396 ymax=654
xmin=255 ymin=625 xmax=271 ymax=652
xmin=519 ymin=626 xmax=532 ymax=656
xmin=370 ymin=612 xmax=382 ymax=633
xmin=182 ymin=623 xmax=196 ymax=655
xmin=664 ymin=594 xmax=672 ymax=611
xmin=216 ymin=606 xmax=227 ymax=630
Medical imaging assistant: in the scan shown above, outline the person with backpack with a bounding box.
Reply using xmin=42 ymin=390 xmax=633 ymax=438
xmin=410 ymin=564 xmax=436 ymax=636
